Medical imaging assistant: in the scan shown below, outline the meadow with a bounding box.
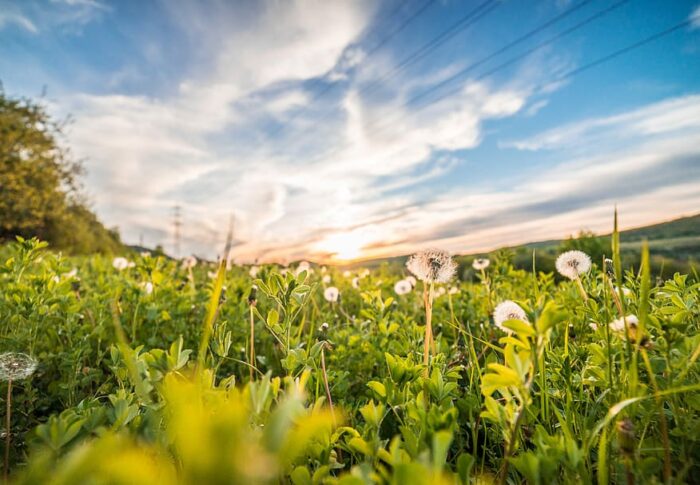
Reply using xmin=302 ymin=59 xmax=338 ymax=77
xmin=0 ymin=221 xmax=698 ymax=484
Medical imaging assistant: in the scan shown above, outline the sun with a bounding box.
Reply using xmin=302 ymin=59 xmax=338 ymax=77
xmin=317 ymin=230 xmax=372 ymax=262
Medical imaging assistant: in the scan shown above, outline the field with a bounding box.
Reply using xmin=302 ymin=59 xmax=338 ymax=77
xmin=1 ymin=232 xmax=698 ymax=485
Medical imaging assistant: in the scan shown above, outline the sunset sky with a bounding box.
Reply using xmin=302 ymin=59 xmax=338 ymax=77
xmin=1 ymin=0 xmax=699 ymax=262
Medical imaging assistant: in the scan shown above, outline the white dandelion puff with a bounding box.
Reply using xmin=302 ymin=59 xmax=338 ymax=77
xmin=352 ymin=277 xmax=360 ymax=289
xmin=324 ymin=286 xmax=339 ymax=303
xmin=249 ymin=265 xmax=260 ymax=278
xmin=322 ymin=275 xmax=332 ymax=284
xmin=589 ymin=322 xmax=599 ymax=331
xmin=406 ymin=249 xmax=457 ymax=284
xmin=406 ymin=276 xmax=417 ymax=287
xmin=319 ymin=322 xmax=329 ymax=332
xmin=449 ymin=286 xmax=460 ymax=295
xmin=610 ymin=314 xmax=639 ymax=333
xmin=555 ymin=250 xmax=592 ymax=280
xmin=112 ymin=257 xmax=129 ymax=270
xmin=472 ymin=258 xmax=490 ymax=270
xmin=296 ymin=261 xmax=311 ymax=276
xmin=394 ymin=279 xmax=412 ymax=295
xmin=142 ymin=281 xmax=154 ymax=295
xmin=493 ymin=300 xmax=529 ymax=334
xmin=182 ymin=256 xmax=197 ymax=270
xmin=0 ymin=353 xmax=38 ymax=381
xmin=343 ymin=270 xmax=352 ymax=278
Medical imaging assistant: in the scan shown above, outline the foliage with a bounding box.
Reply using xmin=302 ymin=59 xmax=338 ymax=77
xmin=0 ymin=236 xmax=698 ymax=484
xmin=0 ymin=88 xmax=122 ymax=254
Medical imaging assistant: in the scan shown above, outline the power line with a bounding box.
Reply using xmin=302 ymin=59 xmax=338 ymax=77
xmin=292 ymin=0 xmax=502 ymax=142
xmin=297 ymin=0 xmax=612 ymax=166
xmin=359 ymin=0 xmax=502 ymax=98
xmin=331 ymin=9 xmax=696 ymax=171
xmin=267 ymin=0 xmax=437 ymax=139
xmin=406 ymin=0 xmax=629 ymax=112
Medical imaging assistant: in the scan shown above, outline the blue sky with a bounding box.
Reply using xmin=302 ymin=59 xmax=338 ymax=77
xmin=2 ymin=0 xmax=700 ymax=262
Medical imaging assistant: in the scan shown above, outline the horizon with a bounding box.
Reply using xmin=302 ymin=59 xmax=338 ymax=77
xmin=2 ymin=0 xmax=700 ymax=263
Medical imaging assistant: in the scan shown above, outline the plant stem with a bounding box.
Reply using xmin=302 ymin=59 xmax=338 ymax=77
xmin=423 ymin=282 xmax=435 ymax=376
xmin=574 ymin=276 xmax=588 ymax=302
xmin=4 ymin=380 xmax=12 ymax=484
xmin=640 ymin=350 xmax=671 ymax=482
xmin=320 ymin=345 xmax=336 ymax=426
xmin=249 ymin=304 xmax=255 ymax=382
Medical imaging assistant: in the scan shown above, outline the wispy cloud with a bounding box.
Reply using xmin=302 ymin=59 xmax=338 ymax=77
xmin=12 ymin=1 xmax=698 ymax=262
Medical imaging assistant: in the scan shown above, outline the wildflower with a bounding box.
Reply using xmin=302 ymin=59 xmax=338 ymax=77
xmin=493 ymin=300 xmax=529 ymax=334
xmin=319 ymin=322 xmax=329 ymax=333
xmin=360 ymin=269 xmax=370 ymax=278
xmin=324 ymin=286 xmax=339 ymax=303
xmin=207 ymin=270 xmax=217 ymax=279
xmin=352 ymin=277 xmax=360 ymax=289
xmin=296 ymin=261 xmax=311 ymax=276
xmin=142 ymin=282 xmax=154 ymax=295
xmin=182 ymin=256 xmax=197 ymax=270
xmin=609 ymin=314 xmax=639 ymax=333
xmin=406 ymin=275 xmax=417 ymax=287
xmin=436 ymin=286 xmax=447 ymax=297
xmin=589 ymin=322 xmax=599 ymax=331
xmin=63 ymin=268 xmax=78 ymax=279
xmin=555 ymin=250 xmax=591 ymax=280
xmin=112 ymin=257 xmax=129 ymax=270
xmin=394 ymin=279 xmax=412 ymax=295
xmin=0 ymin=353 xmax=37 ymax=381
xmin=322 ymin=275 xmax=332 ymax=284
xmin=449 ymin=286 xmax=459 ymax=295
xmin=406 ymin=249 xmax=457 ymax=284
xmin=472 ymin=258 xmax=490 ymax=270
xmin=249 ymin=265 xmax=259 ymax=278
xmin=614 ymin=286 xmax=633 ymax=297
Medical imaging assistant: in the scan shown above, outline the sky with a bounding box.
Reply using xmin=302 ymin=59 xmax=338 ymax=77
xmin=1 ymin=0 xmax=700 ymax=263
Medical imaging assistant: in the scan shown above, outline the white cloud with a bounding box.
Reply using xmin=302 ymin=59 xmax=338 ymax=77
xmin=505 ymin=95 xmax=700 ymax=151
xmin=691 ymin=4 xmax=700 ymax=29
xmin=41 ymin=2 xmax=700 ymax=262
xmin=0 ymin=8 xmax=38 ymax=33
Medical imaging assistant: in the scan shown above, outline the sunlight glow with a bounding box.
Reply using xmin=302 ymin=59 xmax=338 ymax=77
xmin=316 ymin=230 xmax=375 ymax=262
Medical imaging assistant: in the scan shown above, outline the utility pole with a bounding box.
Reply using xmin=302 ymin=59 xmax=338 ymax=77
xmin=223 ymin=214 xmax=234 ymax=267
xmin=173 ymin=205 xmax=182 ymax=258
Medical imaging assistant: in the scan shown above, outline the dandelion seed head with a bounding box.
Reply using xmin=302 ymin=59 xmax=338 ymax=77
xmin=182 ymin=256 xmax=197 ymax=270
xmin=296 ymin=261 xmax=311 ymax=276
xmin=493 ymin=300 xmax=529 ymax=334
xmin=142 ymin=281 xmax=154 ymax=295
xmin=0 ymin=353 xmax=37 ymax=381
xmin=406 ymin=276 xmax=417 ymax=287
xmin=449 ymin=286 xmax=459 ymax=295
xmin=352 ymin=277 xmax=360 ymax=289
xmin=112 ymin=257 xmax=129 ymax=270
xmin=342 ymin=270 xmax=352 ymax=278
xmin=555 ymin=250 xmax=592 ymax=280
xmin=406 ymin=249 xmax=457 ymax=284
xmin=249 ymin=266 xmax=259 ymax=278
xmin=472 ymin=258 xmax=490 ymax=270
xmin=394 ymin=279 xmax=412 ymax=295
xmin=319 ymin=322 xmax=329 ymax=332
xmin=324 ymin=286 xmax=339 ymax=303
xmin=322 ymin=275 xmax=332 ymax=284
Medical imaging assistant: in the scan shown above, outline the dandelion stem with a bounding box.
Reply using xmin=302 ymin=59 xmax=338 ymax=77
xmin=320 ymin=345 xmax=336 ymax=426
xmin=574 ymin=275 xmax=588 ymax=302
xmin=249 ymin=304 xmax=255 ymax=382
xmin=4 ymin=379 xmax=11 ymax=484
xmin=423 ymin=282 xmax=435 ymax=376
